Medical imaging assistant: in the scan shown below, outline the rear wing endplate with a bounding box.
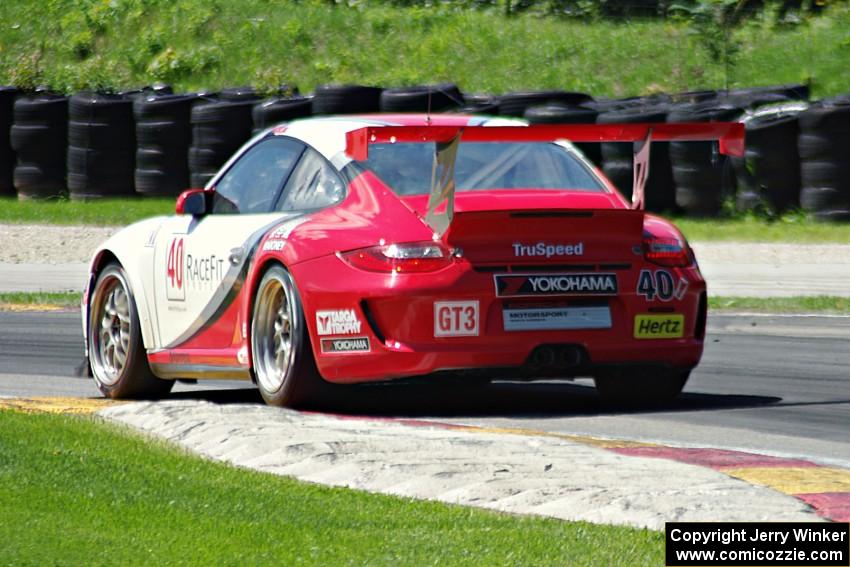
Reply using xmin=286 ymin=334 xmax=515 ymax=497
xmin=345 ymin=123 xmax=745 ymax=232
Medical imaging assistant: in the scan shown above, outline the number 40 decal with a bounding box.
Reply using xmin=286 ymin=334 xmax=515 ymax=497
xmin=166 ymin=236 xmax=185 ymax=301
xmin=636 ymin=269 xmax=688 ymax=302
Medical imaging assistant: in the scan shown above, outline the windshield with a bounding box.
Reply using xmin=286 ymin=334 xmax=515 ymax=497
xmin=356 ymin=142 xmax=605 ymax=196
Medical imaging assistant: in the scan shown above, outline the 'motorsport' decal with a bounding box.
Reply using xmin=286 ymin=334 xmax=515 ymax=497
xmin=495 ymin=273 xmax=618 ymax=297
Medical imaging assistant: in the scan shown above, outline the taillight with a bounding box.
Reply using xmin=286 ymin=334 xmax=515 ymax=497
xmin=643 ymin=236 xmax=693 ymax=267
xmin=339 ymin=242 xmax=454 ymax=273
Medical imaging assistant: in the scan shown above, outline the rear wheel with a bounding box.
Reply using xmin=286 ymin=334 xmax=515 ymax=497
xmin=594 ymin=367 xmax=690 ymax=406
xmin=88 ymin=263 xmax=173 ymax=399
xmin=251 ymin=265 xmax=326 ymax=407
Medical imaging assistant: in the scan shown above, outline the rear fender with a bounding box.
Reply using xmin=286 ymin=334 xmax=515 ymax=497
xmin=82 ymin=217 xmax=168 ymax=353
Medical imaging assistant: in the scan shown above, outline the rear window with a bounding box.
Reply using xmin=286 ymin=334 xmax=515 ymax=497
xmin=357 ymin=141 xmax=605 ymax=196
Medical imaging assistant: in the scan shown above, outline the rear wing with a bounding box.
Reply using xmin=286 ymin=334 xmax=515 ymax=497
xmin=345 ymin=123 xmax=745 ymax=233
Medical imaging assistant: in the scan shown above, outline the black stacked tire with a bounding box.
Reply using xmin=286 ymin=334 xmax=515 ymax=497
xmin=252 ymin=96 xmax=313 ymax=133
xmin=379 ymin=84 xmax=463 ymax=112
xmin=667 ymin=102 xmax=742 ymax=216
xmin=456 ymin=93 xmax=499 ymax=114
xmin=312 ymin=85 xmax=383 ymax=115
xmin=0 ymin=86 xmax=18 ymax=196
xmin=189 ymin=97 xmax=257 ymax=187
xmin=524 ymin=103 xmax=602 ymax=166
xmin=10 ymin=93 xmax=68 ymax=199
xmin=597 ymin=106 xmax=676 ymax=212
xmin=67 ymin=92 xmax=136 ymax=199
xmin=134 ymin=93 xmax=199 ymax=196
xmin=497 ymin=90 xmax=594 ymax=117
xmin=797 ymin=99 xmax=850 ymax=221
xmin=735 ymin=110 xmax=802 ymax=214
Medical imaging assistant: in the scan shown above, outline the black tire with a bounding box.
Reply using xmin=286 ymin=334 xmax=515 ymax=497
xmin=13 ymin=164 xmax=66 ymax=199
xmin=252 ymin=97 xmax=313 ymax=130
xmin=88 ymin=263 xmax=173 ymax=399
xmin=135 ymin=168 xmax=190 ymax=196
xmin=68 ymin=121 xmax=134 ymax=150
xmin=10 ymin=124 xmax=66 ymax=156
xmin=218 ymin=86 xmax=260 ymax=102
xmin=800 ymin=187 xmax=850 ymax=210
xmin=379 ymin=84 xmax=462 ymax=112
xmin=0 ymin=86 xmax=17 ymax=195
xmin=312 ymin=84 xmax=383 ymax=115
xmin=69 ymin=92 xmax=134 ymax=125
xmin=12 ymin=94 xmax=68 ymax=124
xmin=497 ymin=90 xmax=594 ymax=117
xmin=594 ymin=367 xmax=690 ymax=406
xmin=250 ymin=265 xmax=328 ymax=407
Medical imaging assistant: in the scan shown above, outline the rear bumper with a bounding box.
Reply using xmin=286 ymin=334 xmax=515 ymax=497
xmin=292 ymin=255 xmax=706 ymax=384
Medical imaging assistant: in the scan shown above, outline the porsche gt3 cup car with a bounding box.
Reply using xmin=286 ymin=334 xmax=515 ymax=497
xmin=81 ymin=114 xmax=744 ymax=407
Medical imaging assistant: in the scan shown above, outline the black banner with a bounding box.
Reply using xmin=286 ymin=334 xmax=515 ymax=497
xmin=666 ymin=522 xmax=849 ymax=566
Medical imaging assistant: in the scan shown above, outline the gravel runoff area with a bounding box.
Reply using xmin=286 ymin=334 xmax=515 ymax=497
xmin=100 ymin=400 xmax=820 ymax=530
xmin=3 ymin=222 xmax=850 ymax=265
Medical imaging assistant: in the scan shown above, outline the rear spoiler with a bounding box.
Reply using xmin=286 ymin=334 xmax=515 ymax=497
xmin=345 ymin=123 xmax=745 ymax=232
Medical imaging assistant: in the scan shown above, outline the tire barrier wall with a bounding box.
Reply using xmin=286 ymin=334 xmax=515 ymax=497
xmin=0 ymin=83 xmax=846 ymax=220
xmin=0 ymin=86 xmax=18 ymax=196
xmin=67 ymin=92 xmax=136 ymax=199
xmin=798 ymin=99 xmax=850 ymax=221
xmin=10 ymin=93 xmax=68 ymax=199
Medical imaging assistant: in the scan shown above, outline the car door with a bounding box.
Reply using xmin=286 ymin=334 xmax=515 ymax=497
xmin=152 ymin=136 xmax=306 ymax=350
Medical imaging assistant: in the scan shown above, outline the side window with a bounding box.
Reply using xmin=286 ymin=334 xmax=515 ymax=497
xmin=212 ymin=137 xmax=304 ymax=214
xmin=276 ymin=147 xmax=345 ymax=211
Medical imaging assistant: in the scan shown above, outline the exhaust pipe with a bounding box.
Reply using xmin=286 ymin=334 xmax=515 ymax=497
xmin=531 ymin=346 xmax=556 ymax=367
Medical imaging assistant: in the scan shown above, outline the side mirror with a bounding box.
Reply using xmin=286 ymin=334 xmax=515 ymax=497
xmin=176 ymin=189 xmax=208 ymax=216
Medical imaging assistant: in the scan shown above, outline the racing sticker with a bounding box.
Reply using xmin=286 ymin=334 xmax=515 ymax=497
xmin=503 ymin=306 xmax=611 ymax=332
xmin=316 ymin=309 xmax=362 ymax=336
xmin=320 ymin=337 xmax=370 ymax=354
xmin=165 ymin=236 xmax=186 ymax=301
xmin=434 ymin=301 xmax=479 ymax=337
xmin=636 ymin=269 xmax=688 ymax=302
xmin=633 ymin=314 xmax=685 ymax=339
xmin=495 ymin=273 xmax=617 ymax=297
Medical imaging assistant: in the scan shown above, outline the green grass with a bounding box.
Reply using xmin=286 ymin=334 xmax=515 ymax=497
xmin=709 ymin=296 xmax=850 ymax=313
xmin=673 ymin=214 xmax=850 ymax=243
xmin=0 ymin=0 xmax=848 ymax=97
xmin=0 ymin=410 xmax=662 ymax=565
xmin=0 ymin=197 xmax=173 ymax=226
xmin=0 ymin=291 xmax=81 ymax=309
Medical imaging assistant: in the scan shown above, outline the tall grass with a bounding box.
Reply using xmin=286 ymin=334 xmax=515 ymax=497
xmin=0 ymin=0 xmax=847 ymax=97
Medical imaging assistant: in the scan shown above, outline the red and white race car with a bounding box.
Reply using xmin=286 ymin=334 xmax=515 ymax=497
xmin=81 ymin=114 xmax=743 ymax=407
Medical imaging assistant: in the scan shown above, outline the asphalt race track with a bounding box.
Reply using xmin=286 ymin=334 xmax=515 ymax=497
xmin=1 ymin=310 xmax=848 ymax=467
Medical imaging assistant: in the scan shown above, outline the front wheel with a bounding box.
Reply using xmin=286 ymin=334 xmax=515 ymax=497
xmin=251 ymin=265 xmax=327 ymax=407
xmin=593 ymin=367 xmax=690 ymax=406
xmin=88 ymin=263 xmax=173 ymax=399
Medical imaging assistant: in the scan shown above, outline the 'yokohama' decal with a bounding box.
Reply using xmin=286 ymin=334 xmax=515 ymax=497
xmin=495 ymin=273 xmax=618 ymax=297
